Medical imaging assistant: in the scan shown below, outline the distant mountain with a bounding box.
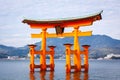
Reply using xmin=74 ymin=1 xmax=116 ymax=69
xmin=0 ymin=45 xmax=28 ymax=58
xmin=0 ymin=35 xmax=120 ymax=59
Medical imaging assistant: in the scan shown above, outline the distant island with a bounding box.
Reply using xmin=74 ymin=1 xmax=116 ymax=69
xmin=0 ymin=35 xmax=120 ymax=60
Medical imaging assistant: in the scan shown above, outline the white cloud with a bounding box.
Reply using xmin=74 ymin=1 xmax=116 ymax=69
xmin=0 ymin=0 xmax=120 ymax=47
xmin=0 ymin=37 xmax=41 ymax=47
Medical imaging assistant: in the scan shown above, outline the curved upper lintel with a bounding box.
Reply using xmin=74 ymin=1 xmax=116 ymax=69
xmin=22 ymin=10 xmax=103 ymax=28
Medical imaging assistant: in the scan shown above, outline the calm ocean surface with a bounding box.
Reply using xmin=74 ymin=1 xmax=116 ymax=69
xmin=0 ymin=59 xmax=120 ymax=80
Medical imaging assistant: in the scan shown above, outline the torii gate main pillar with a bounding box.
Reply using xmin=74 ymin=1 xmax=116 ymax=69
xmin=40 ymin=28 xmax=47 ymax=71
xmin=73 ymin=26 xmax=81 ymax=72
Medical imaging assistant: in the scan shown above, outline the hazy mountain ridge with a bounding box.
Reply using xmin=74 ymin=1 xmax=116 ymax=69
xmin=0 ymin=45 xmax=28 ymax=58
xmin=0 ymin=35 xmax=120 ymax=59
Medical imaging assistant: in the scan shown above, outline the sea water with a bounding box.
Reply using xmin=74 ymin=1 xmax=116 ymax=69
xmin=0 ymin=59 xmax=120 ymax=80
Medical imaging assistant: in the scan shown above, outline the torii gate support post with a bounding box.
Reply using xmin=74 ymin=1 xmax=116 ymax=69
xmin=64 ymin=44 xmax=73 ymax=73
xmin=28 ymin=44 xmax=36 ymax=73
xmin=73 ymin=26 xmax=81 ymax=72
xmin=82 ymin=45 xmax=90 ymax=72
xmin=48 ymin=46 xmax=56 ymax=71
xmin=40 ymin=28 xmax=47 ymax=71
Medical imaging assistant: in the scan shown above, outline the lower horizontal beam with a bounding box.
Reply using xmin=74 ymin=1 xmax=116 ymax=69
xmin=34 ymin=65 xmax=41 ymax=68
xmin=34 ymin=64 xmax=54 ymax=68
xmin=46 ymin=64 xmax=51 ymax=68
xmin=81 ymin=65 xmax=85 ymax=68
xmin=80 ymin=51 xmax=85 ymax=54
xmin=35 ymin=51 xmax=43 ymax=54
xmin=34 ymin=50 xmax=53 ymax=54
xmin=71 ymin=65 xmax=77 ymax=69
xmin=78 ymin=31 xmax=92 ymax=36
xmin=71 ymin=50 xmax=77 ymax=54
xmin=31 ymin=33 xmax=42 ymax=38
xmin=31 ymin=31 xmax=92 ymax=38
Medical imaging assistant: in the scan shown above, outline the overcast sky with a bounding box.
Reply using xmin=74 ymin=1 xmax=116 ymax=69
xmin=0 ymin=0 xmax=120 ymax=47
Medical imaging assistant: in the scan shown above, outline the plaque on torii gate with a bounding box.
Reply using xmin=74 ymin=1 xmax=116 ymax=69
xmin=23 ymin=11 xmax=103 ymax=73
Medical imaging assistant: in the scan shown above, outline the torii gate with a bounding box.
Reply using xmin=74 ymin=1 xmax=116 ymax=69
xmin=22 ymin=11 xmax=102 ymax=73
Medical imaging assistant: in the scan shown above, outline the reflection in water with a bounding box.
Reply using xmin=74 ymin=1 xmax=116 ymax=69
xmin=29 ymin=71 xmax=54 ymax=80
xmin=66 ymin=72 xmax=88 ymax=80
xmin=29 ymin=72 xmax=35 ymax=80
xmin=40 ymin=71 xmax=46 ymax=80
xmin=30 ymin=71 xmax=88 ymax=80
xmin=84 ymin=72 xmax=89 ymax=80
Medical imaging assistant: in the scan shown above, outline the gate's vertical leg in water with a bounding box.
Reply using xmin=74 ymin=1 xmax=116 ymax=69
xmin=82 ymin=45 xmax=90 ymax=72
xmin=40 ymin=28 xmax=47 ymax=71
xmin=73 ymin=26 xmax=81 ymax=72
xmin=28 ymin=45 xmax=36 ymax=73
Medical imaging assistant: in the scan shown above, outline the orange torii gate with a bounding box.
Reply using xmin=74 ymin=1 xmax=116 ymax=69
xmin=22 ymin=11 xmax=102 ymax=73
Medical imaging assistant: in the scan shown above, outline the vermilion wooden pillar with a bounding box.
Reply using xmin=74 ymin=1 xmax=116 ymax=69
xmin=40 ymin=28 xmax=47 ymax=71
xmin=82 ymin=45 xmax=90 ymax=72
xmin=73 ymin=26 xmax=81 ymax=72
xmin=28 ymin=44 xmax=36 ymax=73
xmin=64 ymin=43 xmax=73 ymax=73
xmin=48 ymin=46 xmax=56 ymax=71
